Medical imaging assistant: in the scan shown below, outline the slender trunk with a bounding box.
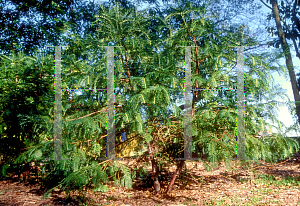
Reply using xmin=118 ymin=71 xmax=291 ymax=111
xmin=166 ymin=160 xmax=184 ymax=194
xmin=15 ymin=75 xmax=17 ymax=94
xmin=192 ymin=55 xmax=209 ymax=106
xmin=271 ymin=0 xmax=300 ymax=126
xmin=194 ymin=36 xmax=199 ymax=109
xmin=147 ymin=142 xmax=160 ymax=193
xmin=291 ymin=0 xmax=300 ymax=61
xmin=121 ymin=37 xmax=133 ymax=92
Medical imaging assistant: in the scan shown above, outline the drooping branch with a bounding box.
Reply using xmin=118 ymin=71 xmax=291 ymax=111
xmin=259 ymin=0 xmax=272 ymax=10
xmin=67 ymin=108 xmax=107 ymax=121
xmin=212 ymin=126 xmax=227 ymax=142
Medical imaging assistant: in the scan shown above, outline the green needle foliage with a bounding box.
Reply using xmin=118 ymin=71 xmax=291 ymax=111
xmin=0 ymin=0 xmax=299 ymax=196
xmin=0 ymin=51 xmax=54 ymax=160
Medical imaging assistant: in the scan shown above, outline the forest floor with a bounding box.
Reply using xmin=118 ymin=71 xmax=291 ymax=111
xmin=0 ymin=154 xmax=299 ymax=206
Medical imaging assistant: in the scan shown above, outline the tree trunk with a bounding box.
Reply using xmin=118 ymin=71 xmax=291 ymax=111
xmin=147 ymin=142 xmax=160 ymax=193
xmin=271 ymin=0 xmax=300 ymax=126
xmin=166 ymin=160 xmax=184 ymax=194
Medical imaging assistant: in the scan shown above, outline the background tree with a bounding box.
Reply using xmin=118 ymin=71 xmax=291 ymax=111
xmin=0 ymin=0 xmax=100 ymax=55
xmin=262 ymin=0 xmax=300 ymax=59
xmin=259 ymin=0 xmax=300 ymax=127
xmin=0 ymin=51 xmax=55 ymax=174
xmin=0 ymin=0 xmax=102 ymax=170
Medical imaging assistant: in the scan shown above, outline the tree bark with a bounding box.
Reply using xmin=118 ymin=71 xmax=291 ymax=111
xmin=271 ymin=0 xmax=300 ymax=126
xmin=147 ymin=142 xmax=160 ymax=193
xmin=166 ymin=160 xmax=184 ymax=194
xmin=121 ymin=37 xmax=133 ymax=92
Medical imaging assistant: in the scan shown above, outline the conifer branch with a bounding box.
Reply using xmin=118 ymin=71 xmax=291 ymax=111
xmin=212 ymin=126 xmax=227 ymax=142
xmin=67 ymin=108 xmax=108 ymax=121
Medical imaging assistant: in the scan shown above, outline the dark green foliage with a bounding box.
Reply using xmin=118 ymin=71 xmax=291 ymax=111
xmin=0 ymin=52 xmax=54 ymax=161
xmin=0 ymin=0 xmax=101 ymax=55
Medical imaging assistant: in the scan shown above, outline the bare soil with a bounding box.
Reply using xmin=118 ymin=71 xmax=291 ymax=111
xmin=0 ymin=155 xmax=299 ymax=206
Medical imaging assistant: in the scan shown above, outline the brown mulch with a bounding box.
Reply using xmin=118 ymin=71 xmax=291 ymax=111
xmin=0 ymin=156 xmax=299 ymax=206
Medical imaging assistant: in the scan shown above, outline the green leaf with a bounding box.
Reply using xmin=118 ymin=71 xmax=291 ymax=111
xmin=34 ymin=149 xmax=42 ymax=159
xmin=145 ymin=133 xmax=152 ymax=143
